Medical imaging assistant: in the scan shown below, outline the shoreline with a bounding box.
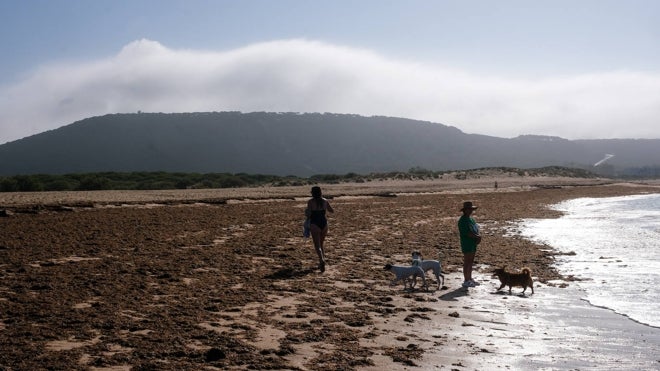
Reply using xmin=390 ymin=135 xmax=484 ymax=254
xmin=1 ymin=179 xmax=659 ymax=369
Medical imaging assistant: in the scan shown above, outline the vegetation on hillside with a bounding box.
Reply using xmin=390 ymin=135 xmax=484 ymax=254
xmin=0 ymin=166 xmax=598 ymax=193
xmin=3 ymin=112 xmax=659 ymax=178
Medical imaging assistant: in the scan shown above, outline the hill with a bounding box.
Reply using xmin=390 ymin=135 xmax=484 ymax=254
xmin=1 ymin=112 xmax=659 ymax=177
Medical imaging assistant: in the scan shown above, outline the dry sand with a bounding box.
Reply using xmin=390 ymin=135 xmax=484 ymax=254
xmin=1 ymin=177 xmax=659 ymax=370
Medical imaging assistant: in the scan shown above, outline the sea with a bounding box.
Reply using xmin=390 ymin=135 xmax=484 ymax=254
xmin=517 ymin=192 xmax=660 ymax=329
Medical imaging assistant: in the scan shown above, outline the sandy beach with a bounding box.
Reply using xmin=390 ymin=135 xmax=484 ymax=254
xmin=1 ymin=177 xmax=659 ymax=370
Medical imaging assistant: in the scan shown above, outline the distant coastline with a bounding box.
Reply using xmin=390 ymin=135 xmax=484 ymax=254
xmin=0 ymin=171 xmax=628 ymax=210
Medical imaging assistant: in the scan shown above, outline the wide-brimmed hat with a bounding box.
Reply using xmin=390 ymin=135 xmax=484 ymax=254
xmin=460 ymin=201 xmax=478 ymax=211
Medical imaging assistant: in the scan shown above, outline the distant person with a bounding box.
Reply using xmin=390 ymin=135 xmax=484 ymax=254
xmin=458 ymin=201 xmax=481 ymax=287
xmin=307 ymin=186 xmax=334 ymax=272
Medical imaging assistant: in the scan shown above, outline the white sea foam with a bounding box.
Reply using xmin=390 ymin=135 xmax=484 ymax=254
xmin=518 ymin=193 xmax=660 ymax=328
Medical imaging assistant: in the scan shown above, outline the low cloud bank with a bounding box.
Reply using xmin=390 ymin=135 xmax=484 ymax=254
xmin=1 ymin=38 xmax=659 ymax=144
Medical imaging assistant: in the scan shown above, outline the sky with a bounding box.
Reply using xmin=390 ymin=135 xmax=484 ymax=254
xmin=1 ymin=0 xmax=659 ymax=145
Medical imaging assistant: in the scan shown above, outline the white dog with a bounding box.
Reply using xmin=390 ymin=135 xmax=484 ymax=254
xmin=411 ymin=251 xmax=445 ymax=289
xmin=383 ymin=263 xmax=427 ymax=290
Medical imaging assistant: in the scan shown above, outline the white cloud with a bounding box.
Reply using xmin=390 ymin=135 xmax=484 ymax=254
xmin=1 ymin=38 xmax=659 ymax=144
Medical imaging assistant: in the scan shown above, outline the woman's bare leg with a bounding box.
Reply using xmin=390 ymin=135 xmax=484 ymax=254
xmin=310 ymin=225 xmax=325 ymax=270
xmin=319 ymin=227 xmax=328 ymax=251
xmin=463 ymin=252 xmax=475 ymax=282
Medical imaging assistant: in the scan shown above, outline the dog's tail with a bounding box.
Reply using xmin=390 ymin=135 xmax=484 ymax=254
xmin=522 ymin=267 xmax=532 ymax=276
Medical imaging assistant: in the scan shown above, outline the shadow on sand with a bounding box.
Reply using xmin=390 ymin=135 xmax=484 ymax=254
xmin=265 ymin=266 xmax=317 ymax=280
xmin=438 ymin=286 xmax=470 ymax=301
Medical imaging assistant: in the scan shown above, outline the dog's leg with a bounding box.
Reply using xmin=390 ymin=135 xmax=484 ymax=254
xmin=434 ymin=268 xmax=444 ymax=288
xmin=408 ymin=273 xmax=417 ymax=290
xmin=508 ymin=285 xmax=512 ymax=294
xmin=414 ymin=269 xmax=427 ymax=291
xmin=497 ymin=283 xmax=505 ymax=291
xmin=431 ymin=268 xmax=439 ymax=289
xmin=398 ymin=270 xmax=413 ymax=290
xmin=418 ymin=275 xmax=426 ymax=290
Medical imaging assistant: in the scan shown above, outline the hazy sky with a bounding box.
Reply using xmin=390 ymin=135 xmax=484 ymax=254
xmin=1 ymin=0 xmax=659 ymax=144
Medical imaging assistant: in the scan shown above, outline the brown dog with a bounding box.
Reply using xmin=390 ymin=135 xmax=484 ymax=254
xmin=493 ymin=266 xmax=534 ymax=295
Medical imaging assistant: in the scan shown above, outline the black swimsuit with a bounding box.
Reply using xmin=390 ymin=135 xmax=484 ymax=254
xmin=309 ymin=209 xmax=327 ymax=229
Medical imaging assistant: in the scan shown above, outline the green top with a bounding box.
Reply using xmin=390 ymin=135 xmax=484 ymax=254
xmin=458 ymin=215 xmax=479 ymax=252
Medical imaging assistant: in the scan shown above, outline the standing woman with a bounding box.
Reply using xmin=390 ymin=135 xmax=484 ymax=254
xmin=307 ymin=186 xmax=334 ymax=272
xmin=458 ymin=201 xmax=481 ymax=287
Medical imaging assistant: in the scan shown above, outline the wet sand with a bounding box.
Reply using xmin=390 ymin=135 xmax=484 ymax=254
xmin=1 ymin=178 xmax=659 ymax=370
